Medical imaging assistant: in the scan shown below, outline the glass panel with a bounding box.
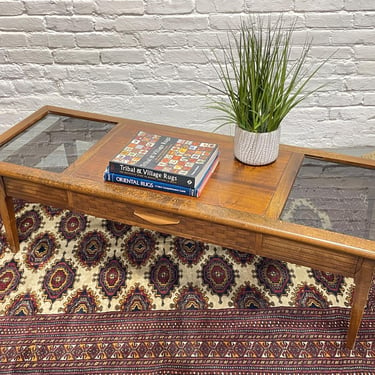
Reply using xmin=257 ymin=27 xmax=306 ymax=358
xmin=280 ymin=157 xmax=375 ymax=240
xmin=0 ymin=113 xmax=116 ymax=173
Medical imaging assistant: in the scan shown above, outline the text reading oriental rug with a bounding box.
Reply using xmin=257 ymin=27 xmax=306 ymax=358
xmin=0 ymin=200 xmax=374 ymax=374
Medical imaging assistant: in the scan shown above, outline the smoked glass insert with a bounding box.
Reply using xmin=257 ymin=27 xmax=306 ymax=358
xmin=0 ymin=113 xmax=116 ymax=173
xmin=281 ymin=157 xmax=375 ymax=240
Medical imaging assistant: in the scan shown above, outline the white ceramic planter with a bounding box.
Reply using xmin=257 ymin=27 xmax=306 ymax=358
xmin=234 ymin=126 xmax=281 ymax=166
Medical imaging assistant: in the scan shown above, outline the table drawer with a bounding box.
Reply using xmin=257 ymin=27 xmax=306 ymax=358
xmin=71 ymin=192 xmax=257 ymax=253
xmin=261 ymin=235 xmax=359 ymax=277
xmin=4 ymin=177 xmax=69 ymax=207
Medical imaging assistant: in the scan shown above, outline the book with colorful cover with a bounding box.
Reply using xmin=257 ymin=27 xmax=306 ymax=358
xmin=104 ymin=156 xmax=219 ymax=197
xmin=108 ymin=130 xmax=219 ymax=188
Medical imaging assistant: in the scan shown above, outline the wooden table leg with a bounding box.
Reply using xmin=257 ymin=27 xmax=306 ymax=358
xmin=0 ymin=178 xmax=19 ymax=253
xmin=346 ymin=258 xmax=375 ymax=349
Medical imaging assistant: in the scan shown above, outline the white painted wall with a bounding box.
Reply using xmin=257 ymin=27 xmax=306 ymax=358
xmin=0 ymin=0 xmax=374 ymax=148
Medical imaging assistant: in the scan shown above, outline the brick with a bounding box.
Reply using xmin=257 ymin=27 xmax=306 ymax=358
xmin=345 ymin=0 xmax=375 ymax=10
xmin=313 ymin=62 xmax=335 ymax=76
xmin=107 ymin=66 xmax=151 ymax=80
xmin=245 ymin=0 xmax=292 ymax=12
xmin=286 ymin=108 xmax=329 ymax=123
xmin=196 ymin=0 xmax=244 ymax=13
xmin=134 ymin=80 xmax=171 ymax=95
xmin=73 ymin=1 xmax=96 ymax=15
xmin=295 ymin=0 xmax=344 ymax=11
xmin=170 ymin=81 xmax=208 ymax=95
xmin=97 ymin=0 xmax=144 ymax=15
xmin=59 ymin=66 xmax=107 ymax=81
xmin=363 ymin=93 xmax=375 ymax=106
xmin=60 ymin=81 xmax=92 ymax=96
xmin=28 ymin=33 xmax=76 ymax=48
xmin=119 ymin=34 xmax=139 ymax=47
xmin=76 ymin=33 xmax=122 ymax=48
xmin=115 ymin=16 xmax=161 ymax=31
xmin=25 ymin=0 xmax=71 ymax=15
xmin=105 ymin=67 xmax=133 ymax=80
xmin=0 ymin=1 xmax=24 ymax=15
xmin=305 ymin=77 xmax=344 ymax=92
xmin=334 ymin=61 xmax=357 ymax=75
xmin=292 ymin=30 xmax=333 ymax=46
xmin=331 ymin=30 xmax=375 ymax=44
xmin=139 ymin=32 xmax=188 ymax=48
xmin=134 ymin=80 xmax=206 ymax=96
xmin=354 ymin=12 xmax=375 ymax=27
xmin=46 ymin=16 xmax=94 ymax=32
xmin=27 ymin=33 xmax=48 ymax=47
xmin=162 ymin=49 xmax=208 ymax=64
xmin=316 ymin=93 xmax=363 ymax=107
xmin=13 ymin=80 xmax=56 ymax=94
xmin=187 ymin=31 xmax=229 ymax=48
xmin=127 ymin=96 xmax=189 ymax=125
xmin=39 ymin=66 xmax=69 ymax=80
xmin=94 ymin=19 xmax=116 ymax=31
xmin=305 ymin=13 xmax=353 ymax=28
xmin=307 ymin=46 xmax=353 ymax=59
xmin=101 ymin=49 xmax=145 ymax=64
xmin=358 ymin=61 xmax=375 ymax=75
xmin=0 ymin=65 xmax=25 ymax=79
xmin=209 ymin=14 xmax=243 ymax=30
xmin=0 ymin=17 xmax=45 ymax=32
xmin=0 ymin=82 xmax=16 ymax=97
xmin=92 ymin=81 xmax=134 ymax=95
xmin=53 ymin=50 xmax=100 ymax=64
xmin=354 ymin=45 xmax=375 ymax=60
xmin=178 ymin=65 xmax=218 ymax=80
xmin=12 ymin=65 xmax=44 ymax=80
xmin=153 ymin=64 xmax=177 ymax=78
xmin=161 ymin=16 xmax=209 ymax=30
xmin=85 ymin=96 xmax=135 ymax=116
xmin=146 ymin=0 xmax=193 ymax=15
xmin=329 ymin=106 xmax=375 ymax=121
xmin=7 ymin=49 xmax=53 ymax=64
xmin=345 ymin=77 xmax=375 ymax=91
xmin=0 ymin=33 xmax=27 ymax=47
xmin=48 ymin=34 xmax=76 ymax=48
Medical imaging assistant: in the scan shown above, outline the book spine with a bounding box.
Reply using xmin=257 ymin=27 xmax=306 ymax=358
xmin=104 ymin=170 xmax=197 ymax=197
xmin=193 ymin=156 xmax=219 ymax=197
xmin=108 ymin=161 xmax=195 ymax=188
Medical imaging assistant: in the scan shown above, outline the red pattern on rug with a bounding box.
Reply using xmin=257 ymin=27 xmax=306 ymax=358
xmin=0 ymin=308 xmax=374 ymax=374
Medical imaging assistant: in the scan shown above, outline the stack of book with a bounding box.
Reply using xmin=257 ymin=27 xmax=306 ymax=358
xmin=104 ymin=130 xmax=219 ymax=197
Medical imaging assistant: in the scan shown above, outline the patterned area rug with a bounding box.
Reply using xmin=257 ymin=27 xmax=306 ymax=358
xmin=0 ymin=199 xmax=375 ymax=374
xmin=0 ymin=200 xmax=355 ymax=314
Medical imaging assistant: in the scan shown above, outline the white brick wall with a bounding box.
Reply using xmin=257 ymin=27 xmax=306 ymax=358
xmin=0 ymin=0 xmax=374 ymax=148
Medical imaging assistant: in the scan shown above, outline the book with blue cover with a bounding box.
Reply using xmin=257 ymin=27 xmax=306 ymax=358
xmin=104 ymin=156 xmax=219 ymax=197
xmin=109 ymin=130 xmax=219 ymax=188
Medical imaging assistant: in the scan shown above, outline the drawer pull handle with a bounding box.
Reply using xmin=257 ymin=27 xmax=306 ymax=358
xmin=133 ymin=210 xmax=180 ymax=225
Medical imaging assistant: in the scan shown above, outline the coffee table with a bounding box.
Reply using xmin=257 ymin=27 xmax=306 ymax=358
xmin=0 ymin=106 xmax=374 ymax=349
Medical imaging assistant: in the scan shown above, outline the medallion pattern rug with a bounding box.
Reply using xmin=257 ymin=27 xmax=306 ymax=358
xmin=0 ymin=200 xmax=375 ymax=374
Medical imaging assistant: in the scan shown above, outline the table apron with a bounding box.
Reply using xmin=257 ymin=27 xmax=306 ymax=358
xmin=4 ymin=177 xmax=360 ymax=277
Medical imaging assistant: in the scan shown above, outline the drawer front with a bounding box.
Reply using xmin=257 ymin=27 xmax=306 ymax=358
xmin=4 ymin=177 xmax=69 ymax=207
xmin=261 ymin=235 xmax=358 ymax=277
xmin=70 ymin=192 xmax=257 ymax=253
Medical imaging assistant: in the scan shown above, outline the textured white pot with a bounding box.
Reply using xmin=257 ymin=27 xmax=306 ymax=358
xmin=234 ymin=126 xmax=281 ymax=166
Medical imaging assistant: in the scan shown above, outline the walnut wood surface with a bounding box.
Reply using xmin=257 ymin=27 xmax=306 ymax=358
xmin=0 ymin=105 xmax=374 ymax=349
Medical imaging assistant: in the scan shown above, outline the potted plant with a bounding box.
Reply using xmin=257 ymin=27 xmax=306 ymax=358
xmin=209 ymin=16 xmax=327 ymax=165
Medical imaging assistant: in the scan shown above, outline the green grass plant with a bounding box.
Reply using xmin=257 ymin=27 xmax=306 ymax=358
xmin=210 ymin=16 xmax=327 ymax=133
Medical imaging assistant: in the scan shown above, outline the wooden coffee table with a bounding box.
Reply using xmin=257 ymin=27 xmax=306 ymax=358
xmin=0 ymin=106 xmax=374 ymax=349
